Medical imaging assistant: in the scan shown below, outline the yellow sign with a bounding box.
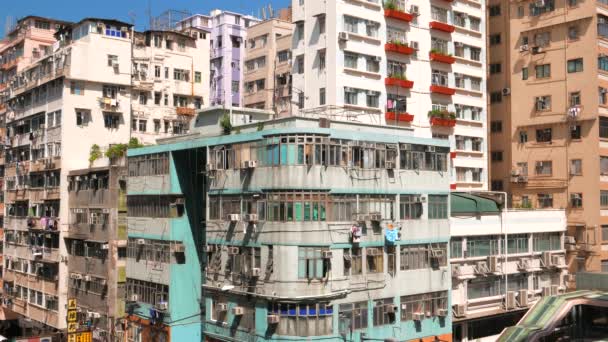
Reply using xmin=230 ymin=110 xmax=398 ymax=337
xmin=67 ymin=322 xmax=78 ymax=333
xmin=74 ymin=331 xmax=92 ymax=342
xmin=67 ymin=310 xmax=78 ymax=322
xmin=68 ymin=298 xmax=77 ymax=310
xmin=68 ymin=335 xmax=76 ymax=342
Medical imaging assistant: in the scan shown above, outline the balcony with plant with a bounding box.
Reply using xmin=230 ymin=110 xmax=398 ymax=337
xmin=428 ymin=109 xmax=457 ymax=127
xmin=429 ymin=49 xmax=455 ymax=64
xmin=385 ymin=39 xmax=415 ymax=55
xmin=384 ymin=1 xmax=414 ymax=22
xmin=385 ymin=72 xmax=413 ymax=89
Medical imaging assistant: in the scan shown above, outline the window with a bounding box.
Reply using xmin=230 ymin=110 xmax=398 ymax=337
xmin=601 ymin=117 xmax=608 ymax=138
xmin=522 ymin=67 xmax=528 ymax=80
xmin=570 ymin=159 xmax=582 ymax=175
xmin=343 ymin=248 xmax=362 ymax=275
xmin=530 ymin=0 xmax=555 ymax=16
xmin=366 ymin=92 xmax=379 ymax=108
xmin=490 ymin=92 xmax=502 ymax=103
xmin=535 ymin=161 xmax=552 ymax=175
xmin=278 ymin=50 xmax=290 ymax=63
xmin=534 ymin=32 xmax=551 ymax=46
xmin=318 ymin=15 xmax=326 ymax=34
xmin=568 ymin=26 xmax=579 ymax=40
xmin=373 ymin=298 xmax=395 ymax=326
xmin=533 ymin=232 xmax=560 ymax=251
xmin=138 ymin=120 xmax=147 ymax=132
xmin=602 ymin=191 xmax=608 ymax=209
xmin=570 ymin=193 xmax=583 ymax=208
xmin=298 ymin=93 xmax=305 ymax=109
xmin=491 ymin=151 xmax=503 ymax=162
xmin=35 ymin=20 xmax=51 ymax=30
xmin=298 ymin=247 xmax=328 ymax=280
xmin=401 ymin=292 xmax=448 ymax=321
xmin=428 ymin=195 xmax=448 ymax=219
xmin=103 ymin=113 xmax=120 ymax=129
xmin=345 ymin=88 xmax=358 ymax=105
xmin=400 ymin=243 xmax=447 ymax=270
xmin=470 ymin=17 xmax=481 ymax=31
xmin=518 ymin=5 xmax=525 ymax=17
xmin=537 ymin=194 xmax=554 ymax=208
xmin=366 ymin=247 xmax=383 ymax=273
xmin=535 ymin=96 xmax=551 ymax=111
xmin=154 ymin=120 xmax=161 ymax=133
xmin=339 ymin=302 xmax=367 ymax=330
xmin=490 ymin=121 xmax=503 ymax=133
xmin=127 ymin=195 xmax=184 ymax=217
xmin=467 ymin=236 xmax=500 ymax=257
xmin=489 ymin=5 xmax=501 ymax=16
xmin=344 ymin=53 xmax=358 ymax=69
xmin=568 ymin=0 xmax=578 ymax=6
xmin=602 ymin=156 xmax=608 ymax=175
xmin=319 ymin=51 xmax=326 ymax=71
xmin=489 ymin=34 xmax=501 ymax=45
xmin=70 ymin=81 xmax=84 ymax=95
xmin=399 ymin=195 xmax=423 ymax=220
xmin=602 ymin=225 xmax=608 ymax=240
xmin=519 ymin=130 xmax=528 ymax=143
xmin=126 ymin=278 xmax=168 ymax=306
xmin=535 ymin=64 xmax=551 ymax=78
xmin=232 ymin=81 xmax=239 ymax=94
xmin=268 ymin=303 xmax=333 ymax=336
xmin=128 ymin=153 xmax=170 ymax=176
xmin=173 ymin=68 xmax=189 ymax=81
xmin=600 ymin=56 xmax=608 ymax=72
xmin=75 ymin=109 xmax=90 ymax=126
xmin=195 ymin=71 xmax=202 ymax=83
xmin=107 ymin=55 xmax=118 ymax=67
xmin=536 ymin=128 xmax=552 ymax=142
xmin=296 ymin=22 xmax=304 ymax=41
xmin=164 ymin=67 xmax=169 ymax=79
xmin=154 ymin=65 xmax=161 ymax=78
xmin=491 ymin=180 xmax=504 ymax=191
xmin=569 ymin=91 xmax=581 ymax=108
xmin=567 ymin=58 xmax=583 ymax=73
xmin=296 ymin=55 xmax=304 ymax=74
xmin=139 ymin=92 xmax=147 ymax=105
xmin=319 ymin=88 xmax=326 ymax=106
xmin=490 ymin=63 xmax=502 ymax=74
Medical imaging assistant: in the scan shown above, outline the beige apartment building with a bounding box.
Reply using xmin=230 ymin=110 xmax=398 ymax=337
xmin=488 ymin=0 xmax=608 ymax=276
xmin=243 ymin=18 xmax=292 ymax=116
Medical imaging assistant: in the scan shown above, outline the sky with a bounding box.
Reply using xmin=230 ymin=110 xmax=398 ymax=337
xmin=0 ymin=0 xmax=291 ymax=36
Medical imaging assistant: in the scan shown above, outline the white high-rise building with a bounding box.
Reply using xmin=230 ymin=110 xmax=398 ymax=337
xmin=291 ymin=0 xmax=487 ymax=191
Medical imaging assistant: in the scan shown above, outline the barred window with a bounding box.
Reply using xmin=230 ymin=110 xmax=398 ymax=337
xmin=126 ymin=238 xmax=172 ymax=263
xmin=400 ymin=291 xmax=448 ymax=321
xmin=400 ymin=243 xmax=447 ymax=270
xmin=339 ymin=301 xmax=368 ymax=331
xmin=373 ymin=298 xmax=395 ymax=326
xmin=468 ymin=277 xmax=502 ymax=299
xmin=428 ymin=195 xmax=448 ymax=219
xmin=466 ymin=235 xmax=500 ymax=257
xmin=268 ymin=302 xmax=333 ymax=336
xmin=127 ymin=195 xmax=184 ymax=217
xmin=126 ymin=278 xmax=169 ymax=306
xmin=399 ymin=195 xmax=423 ymax=220
xmin=128 ymin=153 xmax=170 ymax=176
xmin=298 ymin=247 xmax=329 ymax=280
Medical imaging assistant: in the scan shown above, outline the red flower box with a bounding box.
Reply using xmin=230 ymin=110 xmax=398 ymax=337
xmin=430 ymin=117 xmax=457 ymax=127
xmin=430 ymin=85 xmax=456 ymax=95
xmin=450 ymin=151 xmax=457 ymax=159
xmin=385 ymin=78 xmax=414 ymax=89
xmin=450 ymin=183 xmax=457 ymax=190
xmin=384 ymin=9 xmax=414 ymax=22
xmin=429 ymin=21 xmax=455 ymax=33
xmin=386 ymin=112 xmax=414 ymax=122
xmin=385 ymin=43 xmax=415 ymax=55
xmin=429 ymin=52 xmax=455 ymax=64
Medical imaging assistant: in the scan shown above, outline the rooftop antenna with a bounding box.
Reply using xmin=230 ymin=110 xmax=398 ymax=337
xmin=261 ymin=7 xmax=267 ymax=20
xmin=4 ymin=16 xmax=14 ymax=37
xmin=268 ymin=4 xmax=274 ymax=18
xmin=147 ymin=0 xmax=152 ymax=30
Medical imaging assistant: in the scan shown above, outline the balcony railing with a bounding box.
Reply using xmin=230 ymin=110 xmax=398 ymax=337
xmin=176 ymin=107 xmax=196 ymax=116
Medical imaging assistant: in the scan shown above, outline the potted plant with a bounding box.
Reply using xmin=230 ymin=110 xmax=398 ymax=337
xmin=428 ymin=109 xmax=457 ymax=127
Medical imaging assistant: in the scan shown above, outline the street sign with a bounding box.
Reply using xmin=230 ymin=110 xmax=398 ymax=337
xmin=67 ymin=322 xmax=78 ymax=333
xmin=68 ymin=298 xmax=77 ymax=310
xmin=67 ymin=310 xmax=78 ymax=322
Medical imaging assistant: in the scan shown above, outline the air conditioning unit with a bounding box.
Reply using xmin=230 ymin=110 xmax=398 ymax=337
xmin=70 ymin=273 xmax=82 ymax=280
xmin=410 ymin=5 xmax=420 ymax=15
xmin=453 ymin=304 xmax=466 ymax=317
xmin=511 ymin=169 xmax=521 ymax=176
xmin=353 ymin=213 xmax=368 ymax=222
xmin=487 ymin=256 xmax=499 ymax=273
xmin=172 ymin=244 xmax=186 ymax=253
xmin=244 ymin=214 xmax=258 ymax=223
xmin=250 ymin=268 xmax=261 ymax=277
xmin=518 ymin=258 xmax=531 ymax=271
xmin=136 ymin=239 xmax=146 ymax=245
xmin=551 ymin=254 xmax=565 ymax=267
xmin=322 ymin=250 xmax=333 ymax=259
xmin=426 ymin=146 xmax=436 ymax=152
xmin=232 ymin=306 xmax=244 ymax=316
xmin=368 ymin=212 xmax=382 ymax=222
xmin=373 ymin=56 xmax=382 ymax=62
xmin=502 ymin=88 xmax=511 ymax=96
xmin=206 ymin=163 xmax=216 ymax=171
xmin=542 ymin=286 xmax=551 ymax=297
xmin=338 ymin=32 xmax=349 ymax=41
xmin=475 ymin=261 xmax=489 ymax=274
xmin=385 ymin=161 xmax=395 ymax=169
xmin=505 ymin=291 xmax=517 ymax=310
xmin=409 ymin=41 xmax=419 ymax=50
xmin=129 ymin=294 xmax=139 ymax=302
xmin=536 ymin=0 xmax=545 ymax=7
xmin=217 ymin=303 xmax=228 ymax=312
xmin=268 ymin=314 xmax=280 ymax=324
xmin=205 ymin=245 xmax=216 ymax=253
xmin=532 ymin=46 xmax=544 ymax=54
xmin=436 ymin=308 xmax=448 ymax=317
xmin=84 ymin=275 xmax=92 ymax=282
xmin=412 ymin=312 xmax=424 ymax=321
xmin=454 ymin=42 xmax=464 ymax=47
xmin=228 ymin=246 xmax=240 ymax=255
xmin=101 ymin=244 xmax=109 ymax=250
xmin=227 ymin=214 xmax=240 ymax=222
xmin=88 ymin=312 xmax=101 ymax=319
xmin=518 ymin=289 xmax=529 ymax=307
xmin=542 ymin=251 xmax=553 ymax=267
xmin=112 ymin=60 xmax=119 ymax=68
xmin=520 ymin=44 xmax=529 ymax=52
xmin=97 ymin=22 xmax=104 ymax=28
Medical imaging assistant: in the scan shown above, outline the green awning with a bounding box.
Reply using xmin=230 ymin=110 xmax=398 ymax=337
xmin=450 ymin=193 xmax=500 ymax=215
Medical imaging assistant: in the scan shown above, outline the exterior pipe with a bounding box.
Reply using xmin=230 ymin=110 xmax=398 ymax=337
xmin=202 ymin=284 xmax=350 ymax=302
